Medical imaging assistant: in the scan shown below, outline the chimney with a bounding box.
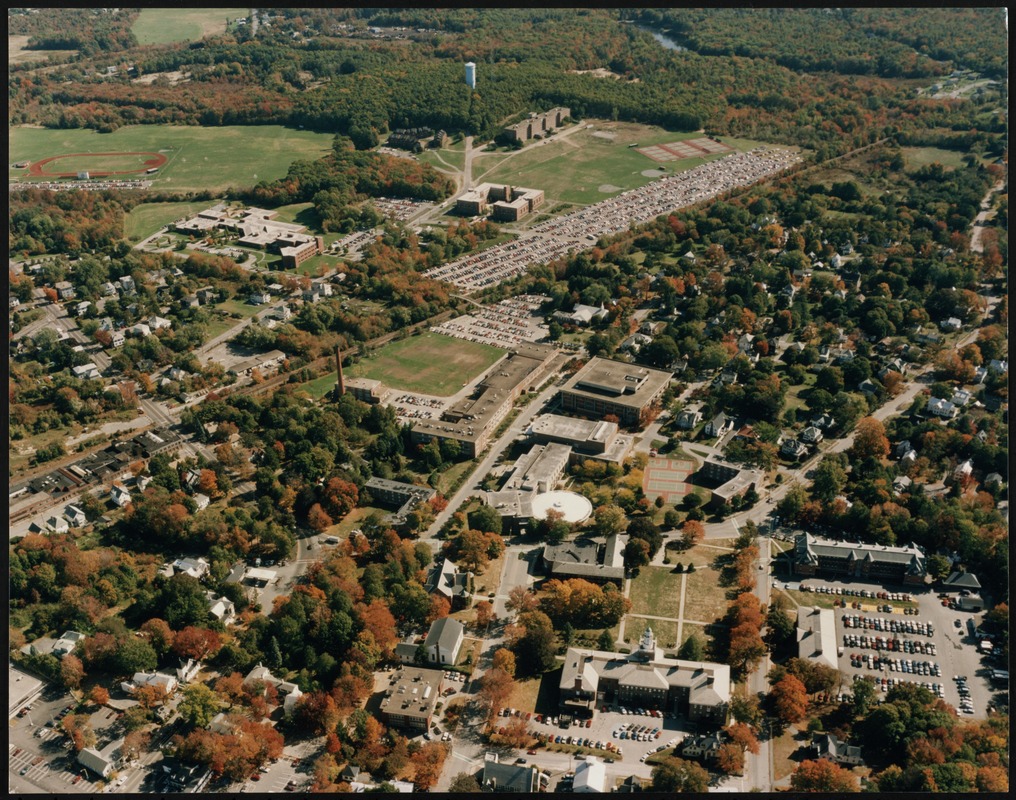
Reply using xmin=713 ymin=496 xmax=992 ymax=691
xmin=335 ymin=347 xmax=345 ymax=397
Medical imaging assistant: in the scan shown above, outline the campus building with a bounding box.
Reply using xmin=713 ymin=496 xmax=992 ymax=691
xmin=542 ymin=533 xmax=628 ymax=583
xmin=174 ymin=204 xmax=322 ymax=268
xmin=503 ymin=107 xmax=571 ymax=143
xmin=528 ymin=414 xmax=633 ymax=466
xmin=364 ymin=477 xmax=436 ymax=526
xmin=793 ymin=533 xmax=929 ymax=585
xmin=409 ymin=343 xmax=556 ymax=458
xmin=558 ymin=357 xmax=672 ymax=428
xmin=796 ymin=607 xmax=838 ymax=669
xmin=455 ymin=183 xmax=545 ymax=221
xmin=558 ymin=627 xmax=730 ymax=724
xmin=698 ymin=458 xmax=764 ymax=509
xmin=379 ymin=666 xmax=444 ymax=732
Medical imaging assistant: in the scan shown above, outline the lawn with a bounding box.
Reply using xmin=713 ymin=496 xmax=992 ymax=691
xmin=436 ymin=459 xmax=477 ymax=496
xmin=124 ymin=201 xmax=213 ymax=242
xmin=473 ymin=120 xmax=771 ymax=206
xmin=9 ymin=125 xmax=333 ymax=192
xmin=347 ymin=332 xmax=505 ymax=397
xmin=627 ymin=566 xmax=683 ymax=620
xmin=214 ymin=299 xmax=261 ymax=318
xmin=901 ymin=146 xmax=973 ymax=172
xmin=132 ymin=8 xmax=236 ymax=45
xmin=300 ymin=371 xmax=342 ymax=401
xmin=680 ymin=565 xmax=729 ymax=625
xmin=508 ymin=676 xmax=543 ymax=713
xmin=624 ymin=617 xmax=680 ymax=650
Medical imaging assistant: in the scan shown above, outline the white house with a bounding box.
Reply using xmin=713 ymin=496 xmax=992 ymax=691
xmin=927 ymin=397 xmax=958 ymax=419
xmin=78 ymin=738 xmax=124 ymax=778
xmin=249 ymin=291 xmax=272 ymax=305
xmin=45 ymin=515 xmax=70 ymax=533
xmin=192 ymin=493 xmax=211 ymax=511
xmin=110 ymin=482 xmax=132 ymax=508
xmin=63 ymin=504 xmax=87 ymax=527
xmin=423 ymin=617 xmax=464 ymax=666
xmin=72 ymin=363 xmax=102 ymax=381
xmin=206 ymin=592 xmax=236 ymax=625
xmin=171 ymin=557 xmax=210 ymax=580
xmin=573 ymin=756 xmax=607 ymax=792
xmin=121 ymin=672 xmax=178 ymax=696
xmin=147 ymin=315 xmax=173 ymax=331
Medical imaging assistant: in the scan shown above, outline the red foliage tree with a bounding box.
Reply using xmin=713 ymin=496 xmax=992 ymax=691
xmin=172 ymin=626 xmax=222 ymax=661
xmin=791 ymin=759 xmax=859 ymax=792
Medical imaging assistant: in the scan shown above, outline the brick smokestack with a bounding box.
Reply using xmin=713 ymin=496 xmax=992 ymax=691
xmin=335 ymin=347 xmax=345 ymax=397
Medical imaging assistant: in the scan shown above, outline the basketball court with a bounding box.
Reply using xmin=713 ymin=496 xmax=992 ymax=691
xmin=643 ymin=457 xmax=696 ymax=503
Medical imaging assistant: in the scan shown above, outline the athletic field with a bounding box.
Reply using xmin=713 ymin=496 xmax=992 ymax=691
xmin=475 ymin=120 xmax=768 ymax=205
xmin=643 ymin=457 xmax=697 ymax=504
xmin=9 ymin=125 xmax=333 ymax=192
xmin=132 ymin=8 xmax=237 ymax=45
xmin=346 ymin=332 xmax=505 ymax=397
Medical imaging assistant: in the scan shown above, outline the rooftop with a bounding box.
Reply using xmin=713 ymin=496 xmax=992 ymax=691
xmin=561 ymin=357 xmax=672 ymax=405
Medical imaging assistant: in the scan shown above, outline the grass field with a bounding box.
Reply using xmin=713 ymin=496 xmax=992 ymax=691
xmin=680 ymin=565 xmax=729 ymax=625
xmin=473 ymin=121 xmax=769 ymax=205
xmin=901 ymin=146 xmax=974 ymax=171
xmin=132 ymin=8 xmax=236 ymax=45
xmin=124 ymin=201 xmax=213 ymax=242
xmin=347 ymin=332 xmax=505 ymax=396
xmin=625 ymin=617 xmax=680 ymax=650
xmin=628 ymin=566 xmax=683 ymax=620
xmin=214 ymin=299 xmax=261 ymax=318
xmin=8 ymin=35 xmax=72 ymax=64
xmin=9 ymin=125 xmax=333 ymax=192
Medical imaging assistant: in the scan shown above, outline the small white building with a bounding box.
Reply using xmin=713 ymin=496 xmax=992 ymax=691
xmin=423 ymin=617 xmax=464 ymax=666
xmin=78 ymin=738 xmax=123 ymax=778
xmin=72 ymin=363 xmax=102 ymax=381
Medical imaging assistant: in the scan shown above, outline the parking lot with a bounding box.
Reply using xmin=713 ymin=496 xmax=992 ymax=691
xmin=798 ymin=579 xmax=996 ymax=717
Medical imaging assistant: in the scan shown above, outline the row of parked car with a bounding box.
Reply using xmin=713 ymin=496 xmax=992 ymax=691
xmin=802 ymin=585 xmax=913 ymax=601
xmin=849 ymin=652 xmax=942 ymax=677
xmin=842 ymin=634 xmax=938 ymax=655
xmin=613 ymin=723 xmax=662 ymax=742
xmin=842 ymin=614 xmax=934 ymax=636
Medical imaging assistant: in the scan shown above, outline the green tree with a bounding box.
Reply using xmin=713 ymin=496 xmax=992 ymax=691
xmin=651 ymin=757 xmax=710 ymax=792
xmin=596 ymin=630 xmax=615 ymax=652
xmin=178 ymin=683 xmax=221 ymax=728
xmin=594 ymin=504 xmax=627 ymax=536
xmin=449 ymin=773 xmax=481 ymax=792
xmin=110 ymin=636 xmax=158 ymax=676
xmin=468 ymin=504 xmax=503 ymax=535
xmin=677 ymin=633 xmax=705 ymax=661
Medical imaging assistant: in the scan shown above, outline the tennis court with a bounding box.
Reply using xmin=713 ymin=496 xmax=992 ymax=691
xmin=643 ymin=457 xmax=696 ymax=503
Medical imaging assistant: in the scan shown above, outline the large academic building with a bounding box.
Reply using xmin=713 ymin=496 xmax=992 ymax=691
xmin=558 ymin=357 xmax=672 ymax=428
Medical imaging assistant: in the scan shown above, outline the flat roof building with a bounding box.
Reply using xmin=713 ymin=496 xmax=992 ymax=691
xmin=528 ymin=414 xmax=633 ymax=466
xmin=559 ymin=358 xmax=671 ymax=428
xmin=379 ymin=666 xmax=444 ymax=732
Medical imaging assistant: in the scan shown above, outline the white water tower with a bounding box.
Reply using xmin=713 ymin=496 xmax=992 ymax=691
xmin=465 ymin=61 xmax=476 ymax=89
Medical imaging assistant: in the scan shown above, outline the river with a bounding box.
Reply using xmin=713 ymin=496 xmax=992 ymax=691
xmin=634 ymin=24 xmax=688 ymax=52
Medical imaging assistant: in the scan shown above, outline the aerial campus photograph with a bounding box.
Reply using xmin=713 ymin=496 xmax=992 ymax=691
xmin=5 ymin=6 xmax=1009 ymax=797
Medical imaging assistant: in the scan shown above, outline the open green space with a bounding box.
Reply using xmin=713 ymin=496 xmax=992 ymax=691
xmin=625 ymin=617 xmax=680 ymax=650
xmin=901 ymin=146 xmax=975 ymax=171
xmin=347 ymin=332 xmax=505 ymax=396
xmin=214 ymin=299 xmax=262 ymax=318
xmin=473 ymin=120 xmax=771 ymax=206
xmin=124 ymin=201 xmax=213 ymax=242
xmin=628 ymin=566 xmax=683 ymax=620
xmin=301 ymin=371 xmax=342 ymax=401
xmin=9 ymin=125 xmax=333 ymax=192
xmin=680 ymin=565 xmax=729 ymax=625
xmin=132 ymin=8 xmax=236 ymax=45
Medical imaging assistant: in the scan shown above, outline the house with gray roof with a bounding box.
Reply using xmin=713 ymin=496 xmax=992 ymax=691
xmin=796 ymin=607 xmax=837 ymax=669
xmin=482 ymin=753 xmax=539 ymax=792
xmin=78 ymin=738 xmax=123 ymax=778
xmin=423 ymin=617 xmax=464 ymax=666
xmin=942 ymin=571 xmax=981 ymax=593
xmin=543 ymin=534 xmax=627 ymax=583
xmin=812 ymin=732 xmax=863 ymax=765
xmin=425 ymin=559 xmax=472 ymax=609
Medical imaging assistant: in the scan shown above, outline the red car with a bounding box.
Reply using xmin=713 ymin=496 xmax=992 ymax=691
xmin=585 ymin=719 xmax=592 ymax=728
xmin=72 ymin=776 xmax=82 ymax=785
xmin=251 ymin=774 xmax=261 ymax=782
xmin=527 ymin=749 xmax=538 ymax=755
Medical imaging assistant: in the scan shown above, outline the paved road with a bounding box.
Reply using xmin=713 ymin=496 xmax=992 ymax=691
xmin=423 ymin=370 xmax=568 ymax=544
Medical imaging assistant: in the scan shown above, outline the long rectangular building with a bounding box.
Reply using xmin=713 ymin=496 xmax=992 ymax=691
xmin=793 ymin=533 xmax=928 ymax=586
xmin=558 ymin=357 xmax=671 ymax=428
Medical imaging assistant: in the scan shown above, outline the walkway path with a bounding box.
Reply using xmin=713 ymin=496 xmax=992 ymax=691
xmin=970 ymin=177 xmax=1005 ymax=254
xmin=675 ymin=573 xmax=688 ymax=645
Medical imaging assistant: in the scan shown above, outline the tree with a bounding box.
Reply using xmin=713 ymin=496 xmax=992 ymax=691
xmin=716 ymin=742 xmax=746 ymax=775
xmin=492 ymin=648 xmax=516 ymax=678
xmin=509 ymin=611 xmax=557 ymax=675
xmin=651 ymin=756 xmax=710 ymax=792
xmin=596 ymin=630 xmax=615 ymax=652
xmin=770 ymin=673 xmax=809 ymax=724
xmin=724 ymin=722 xmax=761 ymax=754
xmin=307 ymin=503 xmax=334 ymax=532
xmin=474 ymin=600 xmax=496 ymax=628
xmin=449 ymin=773 xmax=481 ymax=792
xmin=60 ymin=653 xmax=85 ymax=690
xmin=679 ymin=519 xmax=705 ymax=549
xmin=478 ymin=667 xmax=515 ymax=721
xmin=141 ymin=618 xmax=175 ymax=656
xmin=623 ymin=536 xmax=651 ymax=570
xmin=505 ymin=586 xmax=538 ymax=616
xmin=123 ymin=728 xmax=152 ymax=761
xmin=322 ymin=477 xmax=359 ymax=519
xmin=88 ymin=686 xmax=110 ymax=707
xmin=468 ymin=503 xmax=503 ymax=535
xmin=409 ymin=741 xmax=447 ymax=791
xmin=178 ymin=683 xmax=221 ymax=728
xmin=593 ymin=504 xmax=627 ymax=536
xmin=63 ymin=713 xmax=96 ymax=752
xmin=791 ymin=759 xmax=859 ymax=792
xmin=172 ymin=626 xmax=223 ymax=661
xmin=677 ymin=633 xmax=705 ymax=661
xmin=198 ymin=469 xmax=220 ymax=498
xmin=850 ymin=676 xmax=877 ymax=718
xmin=730 ymin=694 xmax=763 ymax=728
xmin=850 ymin=417 xmax=890 ymax=461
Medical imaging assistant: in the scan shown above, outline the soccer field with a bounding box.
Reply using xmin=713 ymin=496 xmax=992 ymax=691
xmin=9 ymin=125 xmax=333 ymax=192
xmin=475 ymin=120 xmax=769 ymax=206
xmin=346 ymin=332 xmax=506 ymax=397
xmin=132 ymin=8 xmax=237 ymax=45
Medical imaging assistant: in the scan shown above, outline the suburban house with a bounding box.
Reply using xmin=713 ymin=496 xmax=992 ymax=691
xmin=243 ymin=663 xmax=303 ymax=716
xmin=110 ymin=482 xmax=132 ymax=508
xmin=680 ymin=732 xmax=724 ymax=762
xmin=676 ymin=408 xmax=702 ymax=430
xmin=78 ymin=738 xmax=124 ymax=778
xmin=800 ymin=426 xmax=824 ymax=445
xmin=704 ymin=412 xmax=733 ymax=438
xmin=121 ymin=672 xmax=179 ymax=696
xmin=206 ymin=592 xmax=236 ymax=625
xmin=781 ymin=438 xmax=808 ymax=459
xmin=481 ymin=753 xmax=540 ymax=793
xmin=927 ymin=397 xmax=958 ymax=419
xmin=422 ymin=617 xmax=464 ymax=666
xmin=424 ymin=559 xmax=473 ymax=609
xmin=812 ymin=732 xmax=864 ymax=766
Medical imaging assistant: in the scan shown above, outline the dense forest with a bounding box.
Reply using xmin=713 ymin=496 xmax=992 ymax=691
xmin=8 ymin=7 xmax=138 ymax=55
xmin=7 ymin=8 xmax=1007 ymax=161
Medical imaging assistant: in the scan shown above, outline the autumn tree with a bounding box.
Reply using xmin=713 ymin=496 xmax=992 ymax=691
xmin=88 ymin=686 xmax=110 ymax=707
xmin=322 ymin=478 xmax=359 ymax=519
xmin=409 ymin=741 xmax=448 ymax=791
xmin=444 ymin=528 xmax=504 ymax=573
xmin=791 ymin=759 xmax=859 ymax=792
xmin=449 ymin=773 xmax=481 ymax=792
xmin=505 ymin=586 xmax=538 ymax=616
xmin=770 ymin=673 xmax=809 ymax=724
xmin=178 ymin=683 xmax=222 ymax=728
xmin=198 ymin=469 xmax=220 ymax=498
xmin=478 ymin=667 xmax=515 ymax=723
xmin=141 ymin=618 xmax=175 ymax=656
xmin=679 ymin=519 xmax=705 ymax=550
xmin=716 ymin=742 xmax=746 ymax=775
xmin=123 ymin=728 xmax=152 ymax=761
xmin=60 ymin=653 xmax=85 ymax=690
xmin=172 ymin=626 xmax=223 ymax=661
xmin=307 ymin=503 xmax=334 ymax=532
xmin=356 ymin=599 xmax=399 ymax=656
xmin=850 ymin=417 xmax=890 ymax=461
xmin=474 ymin=600 xmax=496 ymax=628
xmin=492 ymin=648 xmax=516 ymax=678
xmin=725 ymin=722 xmax=761 ymax=755
xmin=62 ymin=713 xmax=96 ymax=752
